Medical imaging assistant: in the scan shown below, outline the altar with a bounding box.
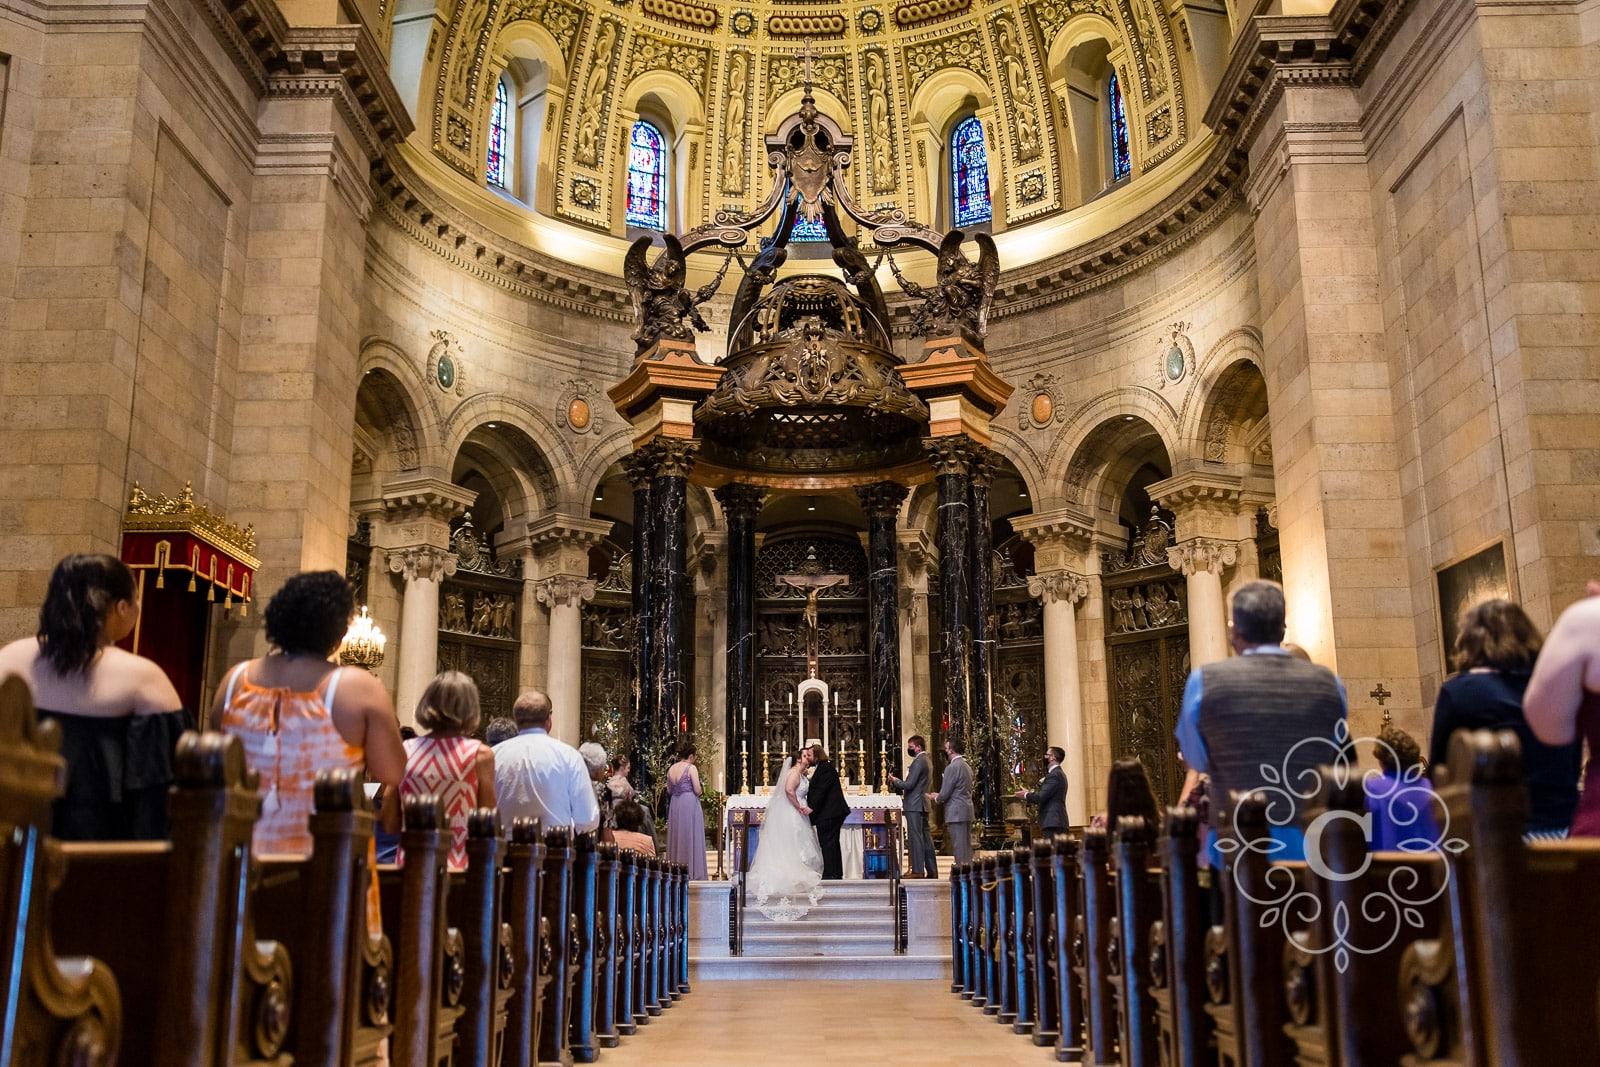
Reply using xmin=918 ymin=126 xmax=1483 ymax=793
xmin=724 ymin=792 xmax=903 ymax=880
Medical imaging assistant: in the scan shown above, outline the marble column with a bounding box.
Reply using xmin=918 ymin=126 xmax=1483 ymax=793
xmin=925 ymin=438 xmax=975 ymax=744
xmin=858 ymin=481 xmax=908 ymax=789
xmin=967 ymin=449 xmax=1002 ymax=833
xmin=389 ymin=545 xmax=456 ymax=726
xmin=536 ymin=576 xmax=597 ymax=743
xmin=622 ymin=452 xmax=658 ymax=788
xmin=1168 ymin=539 xmax=1238 ymax=670
xmin=716 ymin=484 xmax=762 ymax=795
xmin=1027 ymin=570 xmax=1091 ymax=826
xmin=649 ymin=440 xmax=696 ymax=754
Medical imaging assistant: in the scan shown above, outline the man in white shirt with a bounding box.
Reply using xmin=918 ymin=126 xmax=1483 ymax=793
xmin=493 ymin=690 xmax=599 ymax=832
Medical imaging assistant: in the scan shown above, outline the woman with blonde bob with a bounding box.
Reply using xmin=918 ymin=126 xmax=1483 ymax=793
xmin=382 ymin=671 xmax=496 ymax=869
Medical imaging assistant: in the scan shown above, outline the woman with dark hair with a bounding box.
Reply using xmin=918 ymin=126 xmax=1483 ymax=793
xmin=664 ymin=741 xmax=706 ymax=879
xmin=0 ymin=553 xmax=188 ymax=840
xmin=1102 ymin=757 xmax=1162 ymax=836
xmin=612 ymin=799 xmax=657 ymax=857
xmin=1429 ymin=598 xmax=1581 ymax=838
xmin=211 ymin=570 xmax=406 ymax=862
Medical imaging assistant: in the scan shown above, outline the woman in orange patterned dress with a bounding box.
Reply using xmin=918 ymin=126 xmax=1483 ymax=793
xmin=381 ymin=671 xmax=496 ymax=869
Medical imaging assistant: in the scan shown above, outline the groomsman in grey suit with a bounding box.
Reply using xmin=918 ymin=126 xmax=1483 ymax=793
xmin=928 ymin=737 xmax=975 ymax=865
xmin=1017 ymin=746 xmax=1069 ymax=835
xmin=887 ymin=735 xmax=936 ymax=877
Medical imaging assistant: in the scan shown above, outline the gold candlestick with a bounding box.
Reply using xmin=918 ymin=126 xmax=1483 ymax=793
xmin=879 ymin=750 xmax=889 ymax=792
xmin=740 ymin=749 xmax=750 ymax=794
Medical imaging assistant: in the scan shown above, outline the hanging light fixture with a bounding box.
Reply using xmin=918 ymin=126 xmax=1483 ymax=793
xmin=339 ymin=606 xmax=387 ymax=670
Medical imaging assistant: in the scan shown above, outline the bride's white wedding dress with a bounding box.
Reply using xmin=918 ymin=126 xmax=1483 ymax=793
xmin=746 ymin=758 xmax=824 ymax=921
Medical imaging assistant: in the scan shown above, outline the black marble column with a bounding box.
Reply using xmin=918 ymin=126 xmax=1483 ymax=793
xmin=650 ymin=440 xmax=696 ymax=760
xmin=716 ymin=483 xmax=763 ymax=794
xmin=926 ymin=438 xmax=975 ymax=747
xmin=622 ymin=451 xmax=658 ymax=796
xmin=858 ymin=480 xmax=908 ymax=789
xmin=969 ymin=448 xmax=1003 ymax=836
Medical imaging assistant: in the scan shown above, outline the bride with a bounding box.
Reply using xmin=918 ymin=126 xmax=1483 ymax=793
xmin=746 ymin=747 xmax=824 ymax=920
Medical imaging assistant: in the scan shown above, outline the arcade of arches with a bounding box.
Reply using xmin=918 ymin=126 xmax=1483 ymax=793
xmin=2 ymin=0 xmax=1599 ymax=832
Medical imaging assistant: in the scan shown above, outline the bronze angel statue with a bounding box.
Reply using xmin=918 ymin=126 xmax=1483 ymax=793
xmin=888 ymin=230 xmax=1000 ymax=343
xmin=623 ymin=234 xmax=732 ymax=353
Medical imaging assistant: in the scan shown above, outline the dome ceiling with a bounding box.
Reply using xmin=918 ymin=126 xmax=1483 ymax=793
xmin=414 ymin=0 xmax=1202 ymax=243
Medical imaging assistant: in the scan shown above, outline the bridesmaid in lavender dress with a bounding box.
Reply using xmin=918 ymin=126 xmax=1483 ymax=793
xmin=665 ymin=742 xmax=708 ymax=879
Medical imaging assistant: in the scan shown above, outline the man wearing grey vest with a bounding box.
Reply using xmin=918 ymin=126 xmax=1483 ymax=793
xmin=928 ymin=738 xmax=975 ymax=865
xmin=887 ymin=734 xmax=936 ymax=877
xmin=1175 ymin=580 xmax=1348 ymax=866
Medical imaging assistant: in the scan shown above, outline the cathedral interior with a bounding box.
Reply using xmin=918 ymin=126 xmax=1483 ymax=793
xmin=1 ymin=0 xmax=1597 ymax=823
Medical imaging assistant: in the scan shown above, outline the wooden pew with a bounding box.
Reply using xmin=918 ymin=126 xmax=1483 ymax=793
xmin=1076 ymin=826 xmax=1119 ymax=1065
xmin=53 ymin=731 xmax=292 ymax=1067
xmin=1010 ymin=845 xmax=1037 ymax=1036
xmin=0 ymin=674 xmax=122 ymax=1066
xmin=538 ymin=826 xmax=576 ymax=1066
xmin=949 ymin=861 xmax=969 ymax=996
xmin=448 ymin=810 xmax=510 ymax=1067
xmin=976 ymin=854 xmax=999 ymax=1012
xmin=253 ymin=768 xmax=394 ymax=1067
xmin=1207 ymin=793 xmax=1289 ymax=1067
xmin=501 ymin=819 xmax=548 ymax=1067
xmin=962 ymin=861 xmax=983 ymax=1003
xmin=378 ymin=795 xmax=465 ymax=1067
xmin=593 ymin=843 xmax=620 ymax=1050
xmin=1029 ymin=841 xmax=1061 ymax=1048
xmin=650 ymin=858 xmax=670 ymax=1012
xmin=1051 ymin=834 xmax=1086 ymax=1063
xmin=615 ymin=850 xmax=640 ymax=1036
xmin=567 ymin=832 xmax=599 ymax=1062
xmin=993 ymin=849 xmax=1017 ymax=1023
xmin=1152 ymin=807 xmax=1213 ymax=1067
xmin=1113 ymin=814 xmax=1163 ymax=1067
xmin=671 ymin=861 xmax=690 ymax=996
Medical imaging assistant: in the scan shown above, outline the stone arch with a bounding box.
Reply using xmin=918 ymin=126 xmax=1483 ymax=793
xmin=1047 ymin=387 xmax=1180 ymax=494
xmin=355 ymin=340 xmax=446 ymax=480
xmin=1047 ymin=20 xmax=1128 ymax=200
xmin=1186 ymin=328 xmax=1270 ymax=467
xmin=490 ymin=21 xmax=571 ymax=209
xmin=571 ymin=427 xmax=639 ymax=504
xmin=986 ymin=427 xmax=1048 ymax=509
xmin=1059 ymin=414 xmax=1175 ymax=534
xmin=614 ymin=69 xmax=708 ymax=234
xmin=442 ymin=395 xmax=574 ymax=511
xmin=451 ymin=428 xmax=543 ymax=536
xmin=763 ymin=86 xmax=853 ymax=136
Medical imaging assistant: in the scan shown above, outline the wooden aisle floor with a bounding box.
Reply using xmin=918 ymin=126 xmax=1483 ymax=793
xmin=598 ymin=979 xmax=1064 ymax=1066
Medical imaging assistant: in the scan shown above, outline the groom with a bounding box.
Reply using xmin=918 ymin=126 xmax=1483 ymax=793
xmin=805 ymin=744 xmax=851 ymax=880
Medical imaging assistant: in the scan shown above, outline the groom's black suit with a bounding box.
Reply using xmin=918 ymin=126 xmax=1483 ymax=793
xmin=807 ymin=758 xmax=851 ymax=880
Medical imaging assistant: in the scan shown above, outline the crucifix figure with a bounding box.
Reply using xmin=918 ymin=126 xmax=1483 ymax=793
xmin=775 ymin=544 xmax=850 ymax=678
xmin=796 ymin=36 xmax=817 ymax=91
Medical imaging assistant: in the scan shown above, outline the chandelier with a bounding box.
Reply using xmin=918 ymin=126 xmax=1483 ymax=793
xmin=339 ymin=606 xmax=387 ymax=670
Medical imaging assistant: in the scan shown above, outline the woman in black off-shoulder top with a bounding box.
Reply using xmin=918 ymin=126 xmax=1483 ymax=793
xmin=0 ymin=553 xmax=191 ymax=840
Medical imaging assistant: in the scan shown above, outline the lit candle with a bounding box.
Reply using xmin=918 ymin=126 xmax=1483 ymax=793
xmin=718 ymin=772 xmax=724 ymax=793
xmin=782 ymin=739 xmax=788 ymax=756
xmin=860 ymin=740 xmax=866 ymax=756
xmin=856 ymin=699 xmax=861 ymax=715
xmin=878 ymin=706 xmax=884 ymax=728
xmin=763 ymin=740 xmax=769 ymax=755
xmin=880 ymin=738 xmax=886 ymax=754
xmin=764 ymin=700 xmax=769 ymax=717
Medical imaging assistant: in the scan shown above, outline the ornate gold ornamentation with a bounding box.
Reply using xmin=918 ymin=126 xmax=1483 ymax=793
xmin=628 ymin=32 xmax=711 ymax=94
xmin=902 ymin=31 xmax=989 ymax=96
xmin=865 ymin=50 xmax=895 ymax=193
xmin=575 ymin=20 xmax=619 ymax=168
xmin=894 ymin=0 xmax=970 ymax=28
xmin=502 ymin=0 xmax=584 ymax=60
xmin=640 ymin=0 xmax=717 ymax=29
xmin=994 ymin=16 xmax=1042 ymax=161
xmin=125 ymin=482 xmax=259 ymax=557
xmin=723 ymin=52 xmax=749 ymax=194
xmin=768 ymin=14 xmax=846 ymax=37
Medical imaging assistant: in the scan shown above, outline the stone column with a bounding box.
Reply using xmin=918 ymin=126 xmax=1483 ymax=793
xmin=967 ymin=449 xmax=1002 ymax=834
xmin=536 ymin=577 xmax=597 ymax=743
xmin=858 ymin=481 xmax=908 ymax=789
xmin=621 ymin=452 xmax=658 ymax=787
xmin=1028 ymin=571 xmax=1090 ymax=826
xmin=716 ymin=484 xmax=763 ymax=795
xmin=380 ymin=478 xmax=474 ymax=725
xmin=649 ymin=440 xmax=696 ymax=751
xmin=529 ymin=514 xmax=612 ymax=745
xmin=897 ymin=529 xmax=934 ymax=757
xmin=1168 ymin=539 xmax=1238 ymax=670
xmin=925 ymin=439 xmax=975 ymax=744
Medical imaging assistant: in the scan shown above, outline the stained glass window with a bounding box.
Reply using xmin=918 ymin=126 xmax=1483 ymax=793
xmin=789 ymin=214 xmax=827 ymax=242
xmin=626 ymin=121 xmax=667 ymax=230
xmin=951 ymin=115 xmax=992 ymax=228
xmin=487 ymin=77 xmax=510 ymax=188
xmin=1109 ymin=71 xmax=1131 ymax=182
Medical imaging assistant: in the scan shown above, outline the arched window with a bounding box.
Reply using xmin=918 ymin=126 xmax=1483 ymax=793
xmin=486 ymin=76 xmax=511 ymax=188
xmin=626 ymin=120 xmax=667 ymax=230
xmin=1108 ymin=71 xmax=1131 ymax=182
xmin=950 ymin=115 xmax=992 ymax=228
xmin=789 ymin=214 xmax=827 ymax=242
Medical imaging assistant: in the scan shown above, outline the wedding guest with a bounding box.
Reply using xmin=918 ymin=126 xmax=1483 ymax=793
xmin=0 ymin=553 xmax=189 ymax=840
xmin=1429 ymin=598 xmax=1580 ymax=839
xmin=580 ymin=741 xmax=615 ymax=840
xmin=382 ymin=671 xmax=496 ymax=869
xmin=492 ymin=690 xmax=598 ymax=832
xmin=1367 ymin=724 xmax=1439 ymax=849
xmin=664 ymin=742 xmax=707 ymax=879
xmin=608 ymin=755 xmax=636 ymax=803
xmin=612 ymin=800 xmax=657 ymax=857
xmin=1525 ymin=580 xmax=1600 ymax=837
xmin=1093 ymin=757 xmax=1160 ymax=834
xmin=484 ymin=716 xmax=518 ymax=747
xmin=212 ymin=570 xmax=406 ymax=858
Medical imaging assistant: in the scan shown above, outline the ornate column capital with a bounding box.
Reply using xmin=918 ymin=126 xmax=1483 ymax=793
xmin=621 ymin=449 xmax=659 ymax=489
xmin=1012 ymin=507 xmax=1095 ymax=570
xmin=380 ymin=477 xmax=477 ymax=523
xmin=1028 ymin=570 xmax=1089 ymax=606
xmin=923 ymin=435 xmax=978 ymax=476
xmin=639 ymin=437 xmax=697 ymax=479
xmin=856 ymin=480 xmax=909 ymax=519
xmin=1167 ymin=538 xmax=1239 ymax=577
xmin=388 ymin=544 xmax=457 ymax=583
xmin=1148 ymin=470 xmax=1247 ymax=540
xmin=535 ymin=575 xmax=596 ymax=608
xmin=968 ymin=446 xmax=1003 ymax=488
xmin=714 ymin=483 xmax=765 ymax=520
xmin=896 ymin=527 xmax=936 ymax=577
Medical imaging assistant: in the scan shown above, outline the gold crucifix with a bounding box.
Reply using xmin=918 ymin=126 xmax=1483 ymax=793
xmin=775 ymin=544 xmax=850 ymax=679
xmin=796 ymin=36 xmax=817 ymax=92
xmin=1370 ymin=681 xmax=1393 ymax=725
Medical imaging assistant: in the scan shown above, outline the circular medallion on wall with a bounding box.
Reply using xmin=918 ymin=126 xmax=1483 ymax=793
xmin=436 ymin=351 xmax=456 ymax=390
xmin=1031 ymin=392 xmax=1053 ymax=425
xmin=427 ymin=329 xmax=466 ymax=396
xmin=1165 ymin=344 xmax=1185 ymax=382
xmin=1017 ymin=371 xmax=1059 ymax=430
xmin=567 ymin=397 xmax=591 ymax=430
xmin=1156 ymin=323 xmax=1194 ymax=389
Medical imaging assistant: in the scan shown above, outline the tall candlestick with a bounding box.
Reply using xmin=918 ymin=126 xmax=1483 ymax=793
xmin=763 ymin=740 xmax=768 ymax=755
xmin=856 ymin=699 xmax=861 ymax=715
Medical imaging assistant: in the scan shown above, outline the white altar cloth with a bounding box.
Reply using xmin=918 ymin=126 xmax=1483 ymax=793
xmin=724 ymin=792 xmax=901 ymax=879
